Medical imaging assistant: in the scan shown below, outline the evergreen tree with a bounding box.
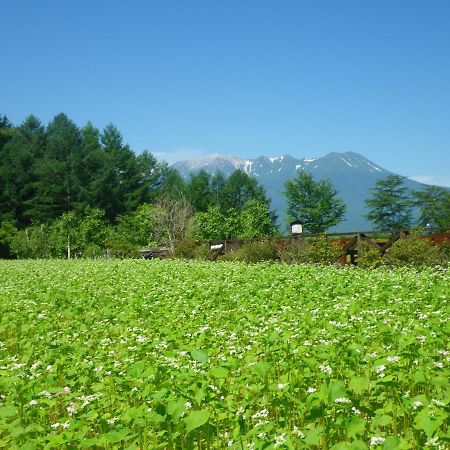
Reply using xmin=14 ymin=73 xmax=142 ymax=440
xmin=159 ymin=167 xmax=187 ymax=200
xmin=186 ymin=170 xmax=213 ymax=212
xmin=284 ymin=171 xmax=346 ymax=234
xmin=0 ymin=114 xmax=14 ymax=151
xmin=365 ymin=175 xmax=413 ymax=230
xmin=31 ymin=113 xmax=82 ymax=221
xmin=413 ymin=185 xmax=450 ymax=228
xmin=0 ymin=116 xmax=46 ymax=225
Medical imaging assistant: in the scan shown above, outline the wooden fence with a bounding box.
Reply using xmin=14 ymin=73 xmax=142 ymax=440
xmin=207 ymin=227 xmax=450 ymax=265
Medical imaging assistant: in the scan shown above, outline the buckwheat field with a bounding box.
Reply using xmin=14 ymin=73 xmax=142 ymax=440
xmin=0 ymin=260 xmax=448 ymax=449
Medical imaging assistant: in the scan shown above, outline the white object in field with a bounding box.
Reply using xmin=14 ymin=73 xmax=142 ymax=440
xmin=210 ymin=244 xmax=224 ymax=250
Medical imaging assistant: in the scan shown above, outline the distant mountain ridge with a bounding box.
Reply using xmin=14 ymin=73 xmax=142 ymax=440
xmin=172 ymin=151 xmax=425 ymax=231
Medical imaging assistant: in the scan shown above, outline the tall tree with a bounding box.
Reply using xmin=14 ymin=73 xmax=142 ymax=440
xmin=159 ymin=167 xmax=187 ymax=200
xmin=186 ymin=170 xmax=213 ymax=212
xmin=413 ymin=185 xmax=450 ymax=228
xmin=284 ymin=171 xmax=346 ymax=234
xmin=221 ymin=170 xmax=269 ymax=211
xmin=210 ymin=171 xmax=226 ymax=209
xmin=0 ymin=114 xmax=14 ymax=150
xmin=365 ymin=175 xmax=413 ymax=230
xmin=31 ymin=113 xmax=82 ymax=221
xmin=0 ymin=116 xmax=46 ymax=225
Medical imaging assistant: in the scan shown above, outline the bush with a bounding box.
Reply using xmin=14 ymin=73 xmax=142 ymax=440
xmin=174 ymin=238 xmax=216 ymax=260
xmin=357 ymin=242 xmax=385 ymax=269
xmin=278 ymin=239 xmax=310 ymax=264
xmin=306 ymin=235 xmax=343 ymax=265
xmin=384 ymin=236 xmax=445 ymax=268
xmin=278 ymin=235 xmax=343 ymax=265
xmin=440 ymin=239 xmax=450 ymax=261
xmin=223 ymin=240 xmax=279 ymax=263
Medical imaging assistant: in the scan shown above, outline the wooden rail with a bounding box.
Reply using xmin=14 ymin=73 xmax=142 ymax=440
xmin=207 ymin=227 xmax=450 ymax=265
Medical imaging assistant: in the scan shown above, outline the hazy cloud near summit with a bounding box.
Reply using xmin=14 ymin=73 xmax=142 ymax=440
xmin=410 ymin=175 xmax=450 ymax=188
xmin=153 ymin=148 xmax=209 ymax=165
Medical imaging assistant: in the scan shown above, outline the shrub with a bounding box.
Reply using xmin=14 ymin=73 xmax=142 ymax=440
xmin=440 ymin=239 xmax=450 ymax=261
xmin=174 ymin=238 xmax=199 ymax=259
xmin=305 ymin=235 xmax=343 ymax=265
xmin=384 ymin=236 xmax=445 ymax=268
xmin=224 ymin=240 xmax=279 ymax=263
xmin=357 ymin=242 xmax=385 ymax=269
xmin=174 ymin=238 xmax=217 ymax=260
xmin=278 ymin=239 xmax=310 ymax=264
xmin=278 ymin=235 xmax=343 ymax=265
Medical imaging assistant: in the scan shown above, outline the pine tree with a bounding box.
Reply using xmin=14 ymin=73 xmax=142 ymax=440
xmin=365 ymin=175 xmax=413 ymax=230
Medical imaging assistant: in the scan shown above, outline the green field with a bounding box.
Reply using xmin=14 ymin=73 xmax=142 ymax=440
xmin=0 ymin=260 xmax=448 ymax=449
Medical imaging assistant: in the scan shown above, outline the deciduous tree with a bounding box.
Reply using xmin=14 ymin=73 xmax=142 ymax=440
xmin=284 ymin=171 xmax=346 ymax=233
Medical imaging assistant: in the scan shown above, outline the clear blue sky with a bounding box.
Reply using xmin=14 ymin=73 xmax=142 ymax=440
xmin=2 ymin=0 xmax=450 ymax=185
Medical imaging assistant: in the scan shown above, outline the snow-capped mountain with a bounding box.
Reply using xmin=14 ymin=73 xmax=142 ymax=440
xmin=172 ymin=151 xmax=423 ymax=231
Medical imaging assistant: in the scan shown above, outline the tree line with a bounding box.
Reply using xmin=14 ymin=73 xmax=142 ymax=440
xmin=1 ymin=112 xmax=449 ymax=258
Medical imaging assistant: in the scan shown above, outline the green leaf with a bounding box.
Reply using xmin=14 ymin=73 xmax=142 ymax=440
xmin=328 ymin=379 xmax=347 ymax=402
xmin=210 ymin=366 xmax=229 ymax=378
xmin=167 ymin=399 xmax=186 ymax=422
xmin=349 ymin=440 xmax=368 ymax=450
xmin=414 ymin=409 xmax=443 ymax=438
xmin=349 ymin=376 xmax=369 ymax=395
xmin=345 ymin=416 xmax=366 ymax=439
xmin=191 ymin=349 xmax=209 ymax=363
xmin=184 ymin=409 xmax=210 ymax=433
xmin=382 ymin=436 xmax=401 ymax=450
xmin=330 ymin=443 xmax=351 ymax=450
xmin=374 ymin=414 xmax=392 ymax=427
xmin=105 ymin=428 xmax=133 ymax=443
xmin=0 ymin=405 xmax=16 ymax=419
xmin=251 ymin=362 xmax=270 ymax=379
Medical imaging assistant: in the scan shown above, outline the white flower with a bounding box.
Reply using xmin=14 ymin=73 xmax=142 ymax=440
xmin=227 ymin=441 xmax=233 ymax=447
xmin=257 ymin=432 xmax=267 ymax=439
xmin=433 ymin=362 xmax=444 ymax=369
xmin=351 ymin=406 xmax=361 ymax=415
xmin=67 ymin=403 xmax=76 ymax=416
xmin=386 ymin=356 xmax=399 ymax=363
xmin=293 ymin=425 xmax=305 ymax=438
xmin=376 ymin=365 xmax=386 ymax=373
xmin=252 ymin=408 xmax=269 ymax=419
xmin=39 ymin=390 xmax=51 ymax=398
xmin=46 ymin=365 xmax=52 ymax=371
xmin=319 ymin=364 xmax=332 ymax=375
xmin=37 ymin=313 xmax=46 ymax=320
xmin=278 ymin=383 xmax=287 ymax=390
xmin=61 ymin=421 xmax=70 ymax=429
xmin=107 ymin=417 xmax=119 ymax=425
xmin=307 ymin=387 xmax=316 ymax=394
xmin=413 ymin=400 xmax=423 ymax=410
xmin=51 ymin=422 xmax=60 ymax=429
xmin=28 ymin=399 xmax=38 ymax=406
xmin=431 ymin=399 xmax=445 ymax=407
xmin=185 ymin=401 xmax=192 ymax=409
xmin=335 ymin=397 xmax=351 ymax=404
xmin=370 ymin=436 xmax=385 ymax=446
xmin=274 ymin=433 xmax=286 ymax=448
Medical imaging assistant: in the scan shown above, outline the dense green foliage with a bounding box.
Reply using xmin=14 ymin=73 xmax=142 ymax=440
xmin=284 ymin=171 xmax=346 ymax=234
xmin=0 ymin=113 xmax=280 ymax=256
xmin=0 ymin=260 xmax=448 ymax=448
xmin=413 ymin=186 xmax=450 ymax=228
xmin=365 ymin=176 xmax=413 ymax=230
